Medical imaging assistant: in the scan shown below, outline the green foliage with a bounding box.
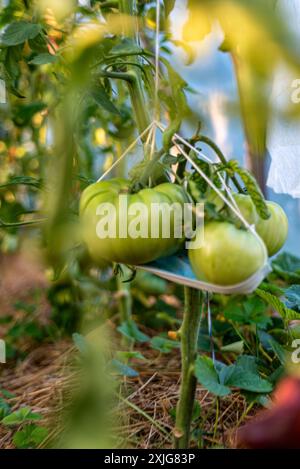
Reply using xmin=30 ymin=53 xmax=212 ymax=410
xmin=28 ymin=53 xmax=58 ymax=65
xmin=224 ymin=295 xmax=271 ymax=329
xmin=227 ymin=160 xmax=270 ymax=219
xmin=0 ymin=404 xmax=48 ymax=449
xmin=1 ymin=21 xmax=41 ymax=46
xmin=12 ymin=424 xmax=48 ymax=449
xmin=194 ymin=355 xmax=273 ymax=397
xmin=110 ymin=359 xmax=139 ymax=377
xmin=272 ymin=253 xmax=300 ymax=283
xmin=284 ymin=285 xmax=300 ymax=312
xmin=256 ymin=288 xmax=300 ymax=321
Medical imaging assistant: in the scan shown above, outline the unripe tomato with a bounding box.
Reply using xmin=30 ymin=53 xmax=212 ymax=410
xmin=233 ymin=193 xmax=258 ymax=227
xmin=188 ymin=221 xmax=266 ymax=285
xmin=80 ymin=178 xmax=188 ymax=265
xmin=255 ymin=201 xmax=288 ymax=256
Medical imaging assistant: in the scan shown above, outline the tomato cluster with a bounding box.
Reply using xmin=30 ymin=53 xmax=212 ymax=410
xmin=80 ymin=179 xmax=288 ymax=286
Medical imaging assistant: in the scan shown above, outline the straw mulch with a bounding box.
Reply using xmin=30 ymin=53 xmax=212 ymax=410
xmin=0 ymin=337 xmax=255 ymax=449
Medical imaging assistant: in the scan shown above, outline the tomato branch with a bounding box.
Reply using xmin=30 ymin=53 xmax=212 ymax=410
xmin=196 ymin=135 xmax=244 ymax=193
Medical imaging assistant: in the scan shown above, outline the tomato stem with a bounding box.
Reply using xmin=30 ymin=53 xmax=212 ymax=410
xmin=174 ymin=287 xmax=202 ymax=448
xmin=197 ymin=135 xmax=244 ymax=193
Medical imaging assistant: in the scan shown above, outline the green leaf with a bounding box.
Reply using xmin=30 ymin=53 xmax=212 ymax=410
xmin=117 ymin=320 xmax=149 ymax=343
xmin=221 ymin=340 xmax=244 ymax=354
xmin=230 ymin=162 xmax=270 ymax=219
xmin=285 ymin=285 xmax=300 ymax=312
xmin=256 ymin=288 xmax=300 ymax=320
xmin=1 ymin=22 xmax=41 ymax=46
xmin=268 ymin=338 xmax=287 ymax=365
xmin=115 ymin=351 xmax=145 ymax=361
xmin=150 ymin=336 xmax=180 ymax=354
xmin=272 ymin=252 xmax=300 ymax=282
xmin=0 ymin=398 xmax=11 ymax=419
xmin=225 ymin=365 xmax=273 ymax=393
xmin=110 ymin=39 xmax=142 ymax=56
xmin=194 ymin=356 xmax=231 ymax=397
xmin=0 ymin=176 xmax=42 ymax=189
xmin=90 ymin=83 xmax=120 ymax=115
xmin=132 ymin=271 xmax=167 ymax=295
xmin=13 ymin=102 xmax=47 ymax=127
xmin=110 ymin=359 xmax=139 ymax=378
xmin=2 ymin=407 xmax=42 ymax=426
xmin=0 ymin=389 xmax=16 ymax=399
xmin=29 ymin=53 xmax=58 ymax=65
xmin=72 ymin=333 xmax=90 ymax=355
xmin=224 ymin=295 xmax=271 ymax=329
xmin=12 ymin=424 xmax=48 ymax=449
xmin=242 ymin=391 xmax=272 ymax=408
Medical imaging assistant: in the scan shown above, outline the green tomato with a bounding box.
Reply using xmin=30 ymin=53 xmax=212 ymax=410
xmin=188 ymin=221 xmax=266 ymax=285
xmin=255 ymin=201 xmax=288 ymax=256
xmin=232 ymin=193 xmax=258 ymax=227
xmin=80 ymin=178 xmax=188 ymax=265
xmin=205 ymin=190 xmax=225 ymax=211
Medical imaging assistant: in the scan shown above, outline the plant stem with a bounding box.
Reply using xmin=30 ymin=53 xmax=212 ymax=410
xmin=197 ymin=135 xmax=244 ymax=193
xmin=174 ymin=287 xmax=202 ymax=449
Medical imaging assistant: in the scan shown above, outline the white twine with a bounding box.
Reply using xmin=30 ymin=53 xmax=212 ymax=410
xmin=97 ymin=122 xmax=155 ymax=182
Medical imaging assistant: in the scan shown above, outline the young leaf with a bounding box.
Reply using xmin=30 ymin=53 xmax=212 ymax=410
xmin=1 ymin=22 xmax=41 ymax=46
xmin=2 ymin=407 xmax=42 ymax=426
